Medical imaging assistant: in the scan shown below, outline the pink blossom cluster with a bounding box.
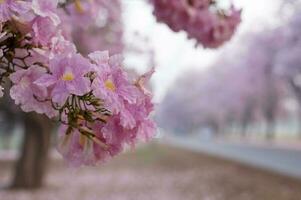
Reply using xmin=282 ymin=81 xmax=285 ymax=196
xmin=150 ymin=0 xmax=241 ymax=48
xmin=58 ymin=0 xmax=124 ymax=55
xmin=0 ymin=0 xmax=155 ymax=166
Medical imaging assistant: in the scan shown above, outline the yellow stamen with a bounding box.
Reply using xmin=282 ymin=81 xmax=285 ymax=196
xmin=75 ymin=0 xmax=85 ymax=14
xmin=62 ymin=72 xmax=75 ymax=81
xmin=0 ymin=0 xmax=5 ymax=4
xmin=105 ymin=79 xmax=116 ymax=91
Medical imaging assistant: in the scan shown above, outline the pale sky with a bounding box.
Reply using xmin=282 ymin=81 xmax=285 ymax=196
xmin=122 ymin=0 xmax=282 ymax=102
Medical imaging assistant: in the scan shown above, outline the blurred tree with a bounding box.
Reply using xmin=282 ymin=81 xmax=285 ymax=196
xmin=0 ymin=86 xmax=19 ymax=150
xmin=157 ymin=32 xmax=288 ymax=140
xmin=11 ymin=113 xmax=54 ymax=189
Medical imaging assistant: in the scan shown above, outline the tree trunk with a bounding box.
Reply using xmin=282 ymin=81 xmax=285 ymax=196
xmin=210 ymin=121 xmax=220 ymax=138
xmin=241 ymin=101 xmax=254 ymax=138
xmin=265 ymin=118 xmax=275 ymax=140
xmin=289 ymin=79 xmax=301 ymax=139
xmin=263 ymin=64 xmax=278 ymax=141
xmin=10 ymin=112 xmax=53 ymax=189
xmin=297 ymin=109 xmax=301 ymax=139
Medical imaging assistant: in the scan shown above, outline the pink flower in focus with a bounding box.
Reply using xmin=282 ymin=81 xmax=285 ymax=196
xmin=9 ymin=66 xmax=56 ymax=117
xmin=32 ymin=0 xmax=60 ymax=25
xmin=31 ymin=16 xmax=56 ymax=46
xmin=56 ymin=52 xmax=156 ymax=166
xmin=57 ymin=125 xmax=105 ymax=167
xmin=89 ymin=51 xmax=140 ymax=116
xmin=49 ymin=32 xmax=76 ymax=58
xmin=0 ymin=0 xmax=30 ymax=22
xmin=35 ymin=54 xmax=92 ymax=105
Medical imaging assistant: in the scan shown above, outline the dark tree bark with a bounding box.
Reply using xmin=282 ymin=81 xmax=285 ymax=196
xmin=10 ymin=112 xmax=53 ymax=189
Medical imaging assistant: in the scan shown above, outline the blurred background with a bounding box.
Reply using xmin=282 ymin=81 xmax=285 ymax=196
xmin=2 ymin=0 xmax=301 ymax=200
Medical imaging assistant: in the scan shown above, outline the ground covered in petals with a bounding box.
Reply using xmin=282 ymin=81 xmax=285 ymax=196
xmin=1 ymin=143 xmax=301 ymax=200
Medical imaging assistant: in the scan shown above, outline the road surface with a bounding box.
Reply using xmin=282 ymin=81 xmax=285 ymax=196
xmin=165 ymin=136 xmax=301 ymax=179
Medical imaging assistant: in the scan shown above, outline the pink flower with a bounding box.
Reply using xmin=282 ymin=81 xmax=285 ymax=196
xmin=49 ymin=32 xmax=76 ymax=59
xmin=56 ymin=53 xmax=156 ymax=167
xmin=136 ymin=119 xmax=156 ymax=141
xmin=150 ymin=0 xmax=241 ymax=48
xmin=32 ymin=0 xmax=60 ymax=25
xmin=58 ymin=109 xmax=155 ymax=167
xmin=66 ymin=0 xmax=99 ymax=28
xmin=31 ymin=16 xmax=56 ymax=46
xmin=57 ymin=120 xmax=119 ymax=167
xmin=121 ymin=92 xmax=156 ymax=142
xmin=98 ymin=117 xmax=131 ymax=153
xmin=189 ymin=7 xmax=242 ymax=48
xmin=57 ymin=125 xmax=99 ymax=167
xmin=9 ymin=66 xmax=56 ymax=118
xmin=0 ymin=0 xmax=30 ymax=22
xmin=35 ymin=54 xmax=92 ymax=105
xmin=90 ymin=51 xmax=140 ymax=115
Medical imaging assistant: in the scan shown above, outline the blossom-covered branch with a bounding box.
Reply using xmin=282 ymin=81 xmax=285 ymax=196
xmin=150 ymin=0 xmax=241 ymax=48
xmin=0 ymin=0 xmax=155 ymax=166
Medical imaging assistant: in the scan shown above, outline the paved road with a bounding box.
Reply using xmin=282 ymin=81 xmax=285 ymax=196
xmin=166 ymin=136 xmax=301 ymax=179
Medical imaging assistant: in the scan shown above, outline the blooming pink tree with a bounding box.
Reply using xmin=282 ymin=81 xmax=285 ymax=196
xmin=157 ymin=32 xmax=288 ymax=139
xmin=276 ymin=8 xmax=301 ymax=99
